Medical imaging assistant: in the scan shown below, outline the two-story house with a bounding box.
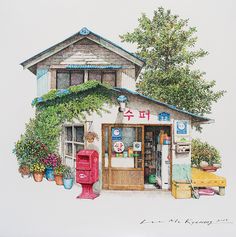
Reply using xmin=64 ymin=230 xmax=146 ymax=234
xmin=21 ymin=27 xmax=211 ymax=191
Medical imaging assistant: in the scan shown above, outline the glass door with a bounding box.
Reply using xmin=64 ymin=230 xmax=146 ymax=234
xmin=107 ymin=125 xmax=144 ymax=190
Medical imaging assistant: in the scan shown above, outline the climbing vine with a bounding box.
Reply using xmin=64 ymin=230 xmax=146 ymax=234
xmin=14 ymin=81 xmax=117 ymax=164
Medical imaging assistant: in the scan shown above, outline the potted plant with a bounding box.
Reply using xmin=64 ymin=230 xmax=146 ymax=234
xmin=13 ymin=137 xmax=49 ymax=177
xmin=30 ymin=162 xmax=46 ymax=182
xmin=191 ymin=139 xmax=221 ymax=171
xmin=18 ymin=162 xmax=31 ymax=178
xmin=41 ymin=154 xmax=61 ymax=181
xmin=54 ymin=165 xmax=66 ymax=185
xmin=84 ymin=131 xmax=99 ymax=143
xmin=63 ymin=166 xmax=74 ymax=190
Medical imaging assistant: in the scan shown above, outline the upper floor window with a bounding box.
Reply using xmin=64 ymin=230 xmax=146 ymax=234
xmin=56 ymin=70 xmax=117 ymax=89
xmin=88 ymin=71 xmax=116 ymax=87
xmin=56 ymin=71 xmax=84 ymax=89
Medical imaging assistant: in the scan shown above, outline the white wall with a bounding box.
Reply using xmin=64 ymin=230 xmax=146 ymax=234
xmin=63 ymin=94 xmax=192 ymax=189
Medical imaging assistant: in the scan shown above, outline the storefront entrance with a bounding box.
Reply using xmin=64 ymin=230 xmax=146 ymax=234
xmin=102 ymin=124 xmax=172 ymax=190
xmin=102 ymin=124 xmax=144 ymax=190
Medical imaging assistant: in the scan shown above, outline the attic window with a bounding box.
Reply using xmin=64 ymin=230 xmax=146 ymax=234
xmin=56 ymin=71 xmax=84 ymax=89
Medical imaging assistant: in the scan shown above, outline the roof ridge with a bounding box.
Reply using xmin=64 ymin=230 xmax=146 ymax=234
xmin=20 ymin=27 xmax=145 ymax=69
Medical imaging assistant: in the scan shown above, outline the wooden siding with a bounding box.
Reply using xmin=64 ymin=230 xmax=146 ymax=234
xmin=109 ymin=170 xmax=144 ymax=190
xmin=103 ymin=168 xmax=144 ymax=190
xmin=37 ymin=38 xmax=137 ymax=91
xmin=38 ymin=38 xmax=134 ymax=67
xmin=120 ymin=68 xmax=136 ymax=90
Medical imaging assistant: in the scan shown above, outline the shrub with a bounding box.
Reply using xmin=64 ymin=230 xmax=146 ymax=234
xmin=30 ymin=162 xmax=46 ymax=173
xmin=63 ymin=166 xmax=74 ymax=179
xmin=54 ymin=165 xmax=66 ymax=176
xmin=41 ymin=153 xmax=61 ymax=169
xmin=13 ymin=136 xmax=49 ymax=167
xmin=191 ymin=139 xmax=221 ymax=167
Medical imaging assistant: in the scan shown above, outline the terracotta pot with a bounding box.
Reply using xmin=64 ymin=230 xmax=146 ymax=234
xmin=86 ymin=137 xmax=94 ymax=143
xmin=54 ymin=174 xmax=63 ymax=185
xmin=19 ymin=165 xmax=30 ymax=176
xmin=213 ymin=163 xmax=221 ymax=168
xmin=33 ymin=172 xmax=44 ymax=182
xmin=202 ymin=166 xmax=218 ymax=172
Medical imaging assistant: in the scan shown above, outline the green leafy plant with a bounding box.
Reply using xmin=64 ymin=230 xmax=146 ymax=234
xmin=121 ymin=7 xmax=225 ymax=131
xmin=191 ymin=139 xmax=221 ymax=167
xmin=13 ymin=136 xmax=49 ymax=167
xmin=54 ymin=165 xmax=66 ymax=176
xmin=30 ymin=162 xmax=46 ymax=173
xmin=14 ymin=81 xmax=115 ymax=156
xmin=63 ymin=166 xmax=74 ymax=179
xmin=41 ymin=153 xmax=61 ymax=168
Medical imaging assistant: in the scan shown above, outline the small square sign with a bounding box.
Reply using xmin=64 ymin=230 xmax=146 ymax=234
xmin=176 ymin=121 xmax=188 ymax=134
xmin=158 ymin=112 xmax=170 ymax=121
xmin=112 ymin=128 xmax=122 ymax=141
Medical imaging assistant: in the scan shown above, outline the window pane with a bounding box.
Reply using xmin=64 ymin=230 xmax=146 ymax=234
xmin=74 ymin=126 xmax=84 ymax=142
xmin=75 ymin=144 xmax=84 ymax=155
xmin=103 ymin=72 xmax=116 ymax=87
xmin=65 ymin=156 xmax=75 ymax=169
xmin=111 ymin=127 xmax=142 ymax=168
xmin=88 ymin=71 xmax=102 ymax=82
xmin=66 ymin=127 xmax=72 ymax=141
xmin=71 ymin=72 xmax=84 ymax=86
xmin=66 ymin=143 xmax=73 ymax=156
xmin=57 ymin=72 xmax=70 ymax=89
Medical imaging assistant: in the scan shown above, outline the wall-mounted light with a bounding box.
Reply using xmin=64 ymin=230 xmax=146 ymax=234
xmin=117 ymin=95 xmax=128 ymax=112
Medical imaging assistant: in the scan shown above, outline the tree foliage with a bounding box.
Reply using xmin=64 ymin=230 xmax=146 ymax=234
xmin=120 ymin=7 xmax=225 ymax=118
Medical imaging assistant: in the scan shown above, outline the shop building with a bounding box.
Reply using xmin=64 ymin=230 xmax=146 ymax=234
xmin=21 ymin=27 xmax=211 ymax=191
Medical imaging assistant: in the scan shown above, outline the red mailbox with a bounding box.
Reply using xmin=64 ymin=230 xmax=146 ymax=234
xmin=76 ymin=150 xmax=99 ymax=199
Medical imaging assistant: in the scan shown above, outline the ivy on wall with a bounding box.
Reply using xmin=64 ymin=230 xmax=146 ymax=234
xmin=15 ymin=81 xmax=116 ymax=157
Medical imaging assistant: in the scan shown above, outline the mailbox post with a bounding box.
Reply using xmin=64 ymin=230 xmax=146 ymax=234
xmin=76 ymin=150 xmax=99 ymax=199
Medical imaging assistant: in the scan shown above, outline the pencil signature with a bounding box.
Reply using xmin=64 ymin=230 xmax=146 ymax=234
xmin=140 ymin=218 xmax=233 ymax=226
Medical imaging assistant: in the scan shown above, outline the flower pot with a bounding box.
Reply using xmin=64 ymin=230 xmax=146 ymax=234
xmin=19 ymin=165 xmax=31 ymax=178
xmin=148 ymin=174 xmax=156 ymax=184
xmin=45 ymin=167 xmax=54 ymax=181
xmin=63 ymin=178 xmax=74 ymax=190
xmin=86 ymin=137 xmax=94 ymax=143
xmin=201 ymin=166 xmax=218 ymax=172
xmin=21 ymin=173 xmax=31 ymax=179
xmin=213 ymin=163 xmax=221 ymax=168
xmin=33 ymin=172 xmax=44 ymax=182
xmin=54 ymin=174 xmax=63 ymax=185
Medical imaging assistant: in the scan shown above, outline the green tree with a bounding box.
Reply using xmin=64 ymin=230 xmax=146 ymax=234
xmin=120 ymin=7 xmax=225 ymax=120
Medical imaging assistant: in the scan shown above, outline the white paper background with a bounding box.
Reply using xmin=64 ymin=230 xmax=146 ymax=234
xmin=0 ymin=0 xmax=235 ymax=236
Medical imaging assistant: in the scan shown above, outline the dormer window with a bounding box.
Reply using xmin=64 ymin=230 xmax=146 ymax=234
xmin=56 ymin=70 xmax=84 ymax=89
